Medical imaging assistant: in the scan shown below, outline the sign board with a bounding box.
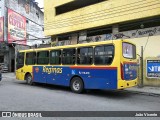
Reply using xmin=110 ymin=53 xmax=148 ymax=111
xmin=8 ymin=9 xmax=26 ymax=45
xmin=146 ymin=60 xmax=160 ymax=78
xmin=0 ymin=17 xmax=4 ymax=42
xmin=0 ymin=0 xmax=5 ymax=17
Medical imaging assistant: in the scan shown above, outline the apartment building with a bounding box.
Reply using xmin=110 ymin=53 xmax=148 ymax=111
xmin=44 ymin=0 xmax=160 ymax=86
xmin=0 ymin=0 xmax=45 ymax=72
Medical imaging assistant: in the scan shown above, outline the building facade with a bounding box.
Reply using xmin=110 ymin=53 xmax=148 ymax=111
xmin=44 ymin=0 xmax=160 ymax=86
xmin=0 ymin=0 xmax=48 ymax=72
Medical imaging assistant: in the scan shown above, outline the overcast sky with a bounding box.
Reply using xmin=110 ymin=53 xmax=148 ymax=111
xmin=35 ymin=0 xmax=44 ymax=8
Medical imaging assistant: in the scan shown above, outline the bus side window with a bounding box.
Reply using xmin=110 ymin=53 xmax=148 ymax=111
xmin=26 ymin=52 xmax=36 ymax=65
xmin=50 ymin=50 xmax=61 ymax=65
xmin=95 ymin=45 xmax=114 ymax=65
xmin=77 ymin=47 xmax=93 ymax=65
xmin=62 ymin=49 xmax=75 ymax=65
xmin=37 ymin=51 xmax=49 ymax=65
xmin=105 ymin=46 xmax=114 ymax=64
xmin=17 ymin=52 xmax=24 ymax=69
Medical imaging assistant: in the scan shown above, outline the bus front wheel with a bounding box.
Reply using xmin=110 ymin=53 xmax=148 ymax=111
xmin=70 ymin=77 xmax=84 ymax=93
xmin=25 ymin=74 xmax=33 ymax=85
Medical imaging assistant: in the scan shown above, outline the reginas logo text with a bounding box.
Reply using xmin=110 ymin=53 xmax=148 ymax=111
xmin=43 ymin=66 xmax=63 ymax=74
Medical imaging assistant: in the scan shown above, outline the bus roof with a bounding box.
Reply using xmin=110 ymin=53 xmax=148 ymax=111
xmin=18 ymin=39 xmax=134 ymax=52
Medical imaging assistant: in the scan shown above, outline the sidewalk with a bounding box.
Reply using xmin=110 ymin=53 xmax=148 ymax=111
xmin=2 ymin=72 xmax=15 ymax=79
xmin=125 ymin=86 xmax=160 ymax=96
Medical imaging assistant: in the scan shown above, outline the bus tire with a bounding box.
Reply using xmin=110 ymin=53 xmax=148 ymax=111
xmin=25 ymin=74 xmax=33 ymax=85
xmin=70 ymin=77 xmax=84 ymax=93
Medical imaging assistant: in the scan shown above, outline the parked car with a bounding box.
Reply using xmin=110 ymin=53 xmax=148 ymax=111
xmin=0 ymin=63 xmax=8 ymax=73
xmin=2 ymin=64 xmax=8 ymax=73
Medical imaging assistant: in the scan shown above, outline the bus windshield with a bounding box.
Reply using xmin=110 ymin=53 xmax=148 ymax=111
xmin=122 ymin=42 xmax=136 ymax=59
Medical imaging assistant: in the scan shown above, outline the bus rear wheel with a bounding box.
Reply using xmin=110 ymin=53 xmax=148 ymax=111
xmin=70 ymin=77 xmax=84 ymax=93
xmin=25 ymin=74 xmax=33 ymax=85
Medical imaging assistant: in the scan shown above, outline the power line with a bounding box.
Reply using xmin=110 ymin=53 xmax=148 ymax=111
xmin=6 ymin=37 xmax=51 ymax=42
xmin=143 ymin=34 xmax=152 ymax=52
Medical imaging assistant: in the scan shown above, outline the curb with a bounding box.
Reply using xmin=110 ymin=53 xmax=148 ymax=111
xmin=122 ymin=90 xmax=160 ymax=97
xmin=2 ymin=76 xmax=16 ymax=79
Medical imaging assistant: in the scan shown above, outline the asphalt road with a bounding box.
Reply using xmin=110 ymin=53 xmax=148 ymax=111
xmin=0 ymin=74 xmax=160 ymax=120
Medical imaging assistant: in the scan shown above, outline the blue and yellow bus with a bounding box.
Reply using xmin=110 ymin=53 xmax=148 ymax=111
xmin=16 ymin=40 xmax=138 ymax=93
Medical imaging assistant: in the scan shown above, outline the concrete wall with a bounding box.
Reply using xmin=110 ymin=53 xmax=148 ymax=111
xmin=130 ymin=35 xmax=160 ymax=86
xmin=131 ymin=35 xmax=160 ymax=58
xmin=44 ymin=0 xmax=160 ymax=36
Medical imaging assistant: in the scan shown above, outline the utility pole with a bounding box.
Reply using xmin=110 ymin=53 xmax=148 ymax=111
xmin=140 ymin=46 xmax=144 ymax=87
xmin=12 ymin=43 xmax=17 ymax=73
xmin=14 ymin=44 xmax=17 ymax=73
